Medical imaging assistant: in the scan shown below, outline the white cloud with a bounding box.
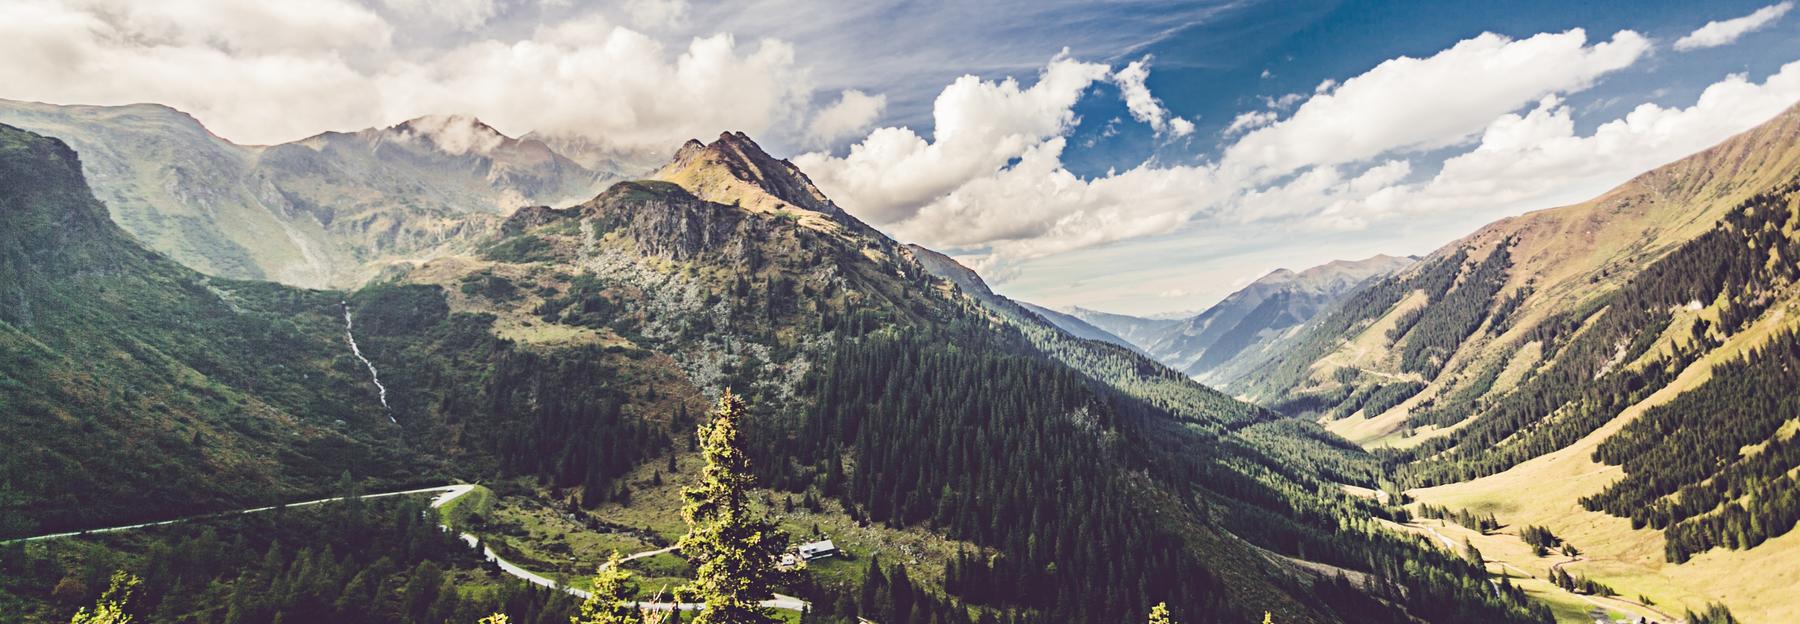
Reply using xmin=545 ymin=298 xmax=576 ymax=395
xmin=0 ymin=0 xmax=820 ymax=155
xmin=1224 ymin=110 xmax=1278 ymax=136
xmin=623 ymin=0 xmax=690 ymax=30
xmin=1113 ymin=56 xmax=1194 ymax=137
xmin=1261 ymin=93 xmax=1304 ymax=110
xmin=793 ymin=54 xmax=1112 ymax=224
xmin=381 ymin=0 xmax=500 ymax=31
xmin=806 ymin=89 xmax=886 ymax=146
xmin=806 ymin=27 xmax=1792 ymax=279
xmin=1674 ymin=2 xmax=1793 ymax=51
xmin=1318 ymin=60 xmax=1800 ymax=226
xmin=1221 ymin=28 xmax=1649 ymax=182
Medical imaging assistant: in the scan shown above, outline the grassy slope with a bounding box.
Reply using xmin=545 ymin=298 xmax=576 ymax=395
xmin=0 ymin=124 xmax=422 ymax=534
xmin=1234 ymin=102 xmax=1800 ymax=444
xmin=1409 ymin=296 xmax=1800 ymax=622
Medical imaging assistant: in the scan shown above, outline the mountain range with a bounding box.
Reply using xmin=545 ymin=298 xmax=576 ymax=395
xmin=0 ymin=115 xmax=1549 ymax=623
xmin=0 ymin=100 xmax=628 ymax=288
xmin=1052 ymin=254 xmax=1417 ymax=380
xmin=5 ymin=95 xmax=1800 ymax=622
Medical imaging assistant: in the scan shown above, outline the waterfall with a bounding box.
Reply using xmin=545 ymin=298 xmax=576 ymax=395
xmin=342 ymin=301 xmax=396 ymax=424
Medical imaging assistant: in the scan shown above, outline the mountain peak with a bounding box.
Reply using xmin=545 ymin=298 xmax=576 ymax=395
xmin=651 ymin=131 xmax=860 ymax=232
xmin=388 ymin=114 xmax=511 ymax=156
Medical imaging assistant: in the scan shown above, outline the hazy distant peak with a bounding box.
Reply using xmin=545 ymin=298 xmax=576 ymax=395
xmin=387 ymin=114 xmax=510 ymax=156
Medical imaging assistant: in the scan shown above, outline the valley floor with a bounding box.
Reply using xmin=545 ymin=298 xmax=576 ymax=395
xmin=1402 ymin=307 xmax=1800 ymax=623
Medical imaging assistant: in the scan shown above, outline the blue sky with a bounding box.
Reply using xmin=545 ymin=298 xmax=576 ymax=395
xmin=2 ymin=0 xmax=1797 ymax=314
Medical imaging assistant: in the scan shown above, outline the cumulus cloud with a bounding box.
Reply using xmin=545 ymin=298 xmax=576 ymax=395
xmin=1674 ymin=2 xmax=1792 ymax=51
xmin=793 ymin=54 xmax=1112 ymax=224
xmin=1113 ymin=57 xmax=1194 ymax=137
xmin=806 ymin=26 xmax=1799 ymax=278
xmin=1221 ymin=28 xmax=1649 ymax=182
xmin=0 ymin=0 xmax=821 ymax=155
xmin=1312 ymin=60 xmax=1800 ymax=227
xmin=806 ymin=89 xmax=886 ymax=146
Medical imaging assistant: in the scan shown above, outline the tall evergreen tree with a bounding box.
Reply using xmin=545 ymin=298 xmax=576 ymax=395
xmin=69 ymin=571 xmax=139 ymax=624
xmin=1146 ymin=602 xmax=1176 ymax=624
xmin=677 ymin=390 xmax=794 ymax=624
xmin=575 ymin=552 xmax=644 ymax=624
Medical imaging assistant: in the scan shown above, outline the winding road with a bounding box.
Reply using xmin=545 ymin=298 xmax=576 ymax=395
xmin=6 ymin=484 xmax=808 ymax=613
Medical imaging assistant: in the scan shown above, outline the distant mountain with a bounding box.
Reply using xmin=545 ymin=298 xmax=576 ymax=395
xmin=0 ymin=100 xmax=622 ymax=288
xmin=1017 ymin=301 xmax=1143 ymax=352
xmin=1066 ymin=306 xmax=1181 ymax=346
xmin=1075 ymin=255 xmax=1415 ymax=379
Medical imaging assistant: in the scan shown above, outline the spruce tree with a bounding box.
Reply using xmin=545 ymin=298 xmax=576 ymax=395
xmin=70 ymin=571 xmax=139 ymax=624
xmin=1146 ymin=602 xmax=1175 ymax=624
xmin=677 ymin=390 xmax=794 ymax=624
xmin=575 ymin=552 xmax=644 ymax=624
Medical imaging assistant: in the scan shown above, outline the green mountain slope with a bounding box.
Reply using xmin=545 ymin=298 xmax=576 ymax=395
xmin=1219 ymin=101 xmax=1800 ymax=619
xmin=0 ymin=123 xmax=414 ymax=534
xmin=0 ymin=124 xmax=1546 ymax=623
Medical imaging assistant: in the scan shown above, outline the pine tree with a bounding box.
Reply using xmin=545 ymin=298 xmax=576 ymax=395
xmin=70 ymin=571 xmax=139 ymax=624
xmin=1146 ymin=602 xmax=1175 ymax=624
xmin=1461 ymin=538 xmax=1483 ymax=567
xmin=677 ymin=390 xmax=794 ymax=624
xmin=575 ymin=552 xmax=644 ymax=624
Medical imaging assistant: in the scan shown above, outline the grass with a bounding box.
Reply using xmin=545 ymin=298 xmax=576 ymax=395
xmin=1407 ymin=301 xmax=1800 ymax=623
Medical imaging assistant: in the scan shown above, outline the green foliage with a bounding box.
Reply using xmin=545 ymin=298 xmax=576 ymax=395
xmin=461 ymin=271 xmax=522 ymax=302
xmin=677 ymin=391 xmax=792 ymax=624
xmin=68 ymin=570 xmax=138 ymax=624
xmin=485 ymin=235 xmax=557 ymax=263
xmin=1685 ymin=602 xmax=1739 ymax=624
xmin=574 ymin=552 xmax=644 ymax=624
xmin=1518 ymin=525 xmax=1560 ymax=551
xmin=1146 ymin=601 xmax=1175 ymax=624
xmin=2 ymin=497 xmax=580 ymax=624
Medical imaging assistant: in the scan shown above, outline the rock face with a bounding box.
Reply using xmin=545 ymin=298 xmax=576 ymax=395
xmin=0 ymin=100 xmax=622 ymax=288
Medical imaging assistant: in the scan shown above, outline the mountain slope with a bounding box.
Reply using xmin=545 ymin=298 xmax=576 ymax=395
xmin=0 ymin=123 xmax=412 ymax=535
xmin=396 ymin=132 xmax=1549 ymax=623
xmin=1220 ymin=101 xmax=1800 ymax=619
xmin=0 ymin=123 xmax=1546 ymax=623
xmin=0 ymin=100 xmax=620 ymax=288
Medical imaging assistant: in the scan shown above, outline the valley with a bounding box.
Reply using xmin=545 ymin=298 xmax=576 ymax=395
xmin=1 ymin=25 xmax=1797 ymax=622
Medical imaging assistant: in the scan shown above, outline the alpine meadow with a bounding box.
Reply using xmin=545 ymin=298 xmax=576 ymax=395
xmin=2 ymin=1 xmax=1799 ymax=623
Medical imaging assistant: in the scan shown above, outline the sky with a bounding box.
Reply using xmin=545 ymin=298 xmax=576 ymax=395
xmin=1 ymin=0 xmax=1798 ymax=315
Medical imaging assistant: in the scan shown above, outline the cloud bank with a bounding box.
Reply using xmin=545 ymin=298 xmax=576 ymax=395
xmin=798 ymin=27 xmax=1774 ymax=277
xmin=0 ymin=0 xmax=822 ymax=157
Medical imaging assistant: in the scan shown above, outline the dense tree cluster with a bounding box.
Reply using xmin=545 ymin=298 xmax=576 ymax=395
xmin=1581 ymin=329 xmax=1800 ymax=561
xmin=0 ymin=495 xmax=578 ymax=623
xmin=1416 ymin=505 xmax=1498 ymax=534
xmin=1386 ymin=180 xmax=1800 ymax=489
xmin=1393 ymin=242 xmax=1514 ymax=377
